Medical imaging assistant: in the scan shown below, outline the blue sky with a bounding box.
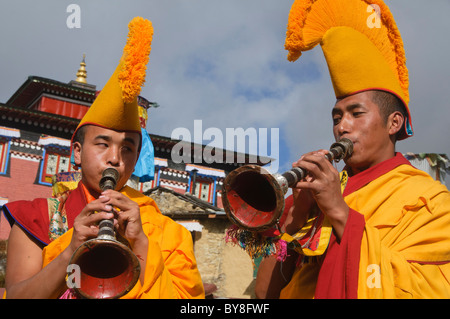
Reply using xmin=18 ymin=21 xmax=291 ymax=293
xmin=1 ymin=0 xmax=449 ymax=175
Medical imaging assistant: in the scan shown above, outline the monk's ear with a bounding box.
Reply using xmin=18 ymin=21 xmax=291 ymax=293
xmin=72 ymin=142 xmax=82 ymax=166
xmin=387 ymin=111 xmax=404 ymax=137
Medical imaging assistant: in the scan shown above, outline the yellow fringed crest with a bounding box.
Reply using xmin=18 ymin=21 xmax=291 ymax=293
xmin=72 ymin=16 xmax=154 ymax=148
xmin=285 ymin=0 xmax=408 ymax=102
xmin=284 ymin=0 xmax=413 ymax=139
xmin=119 ymin=17 xmax=154 ymax=104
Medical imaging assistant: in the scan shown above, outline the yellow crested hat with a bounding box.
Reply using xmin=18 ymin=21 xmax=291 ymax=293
xmin=73 ymin=17 xmax=153 ymax=141
xmin=285 ymin=0 xmax=413 ymax=139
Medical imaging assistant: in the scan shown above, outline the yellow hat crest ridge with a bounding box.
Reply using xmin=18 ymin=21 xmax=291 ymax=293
xmin=285 ymin=0 xmax=413 ymax=139
xmin=75 ymin=17 xmax=153 ymax=137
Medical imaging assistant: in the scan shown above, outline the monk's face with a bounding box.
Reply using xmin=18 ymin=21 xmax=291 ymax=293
xmin=332 ymin=91 xmax=397 ymax=174
xmin=73 ymin=125 xmax=140 ymax=197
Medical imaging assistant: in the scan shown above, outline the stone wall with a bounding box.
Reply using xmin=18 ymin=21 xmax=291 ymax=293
xmin=193 ymin=219 xmax=255 ymax=299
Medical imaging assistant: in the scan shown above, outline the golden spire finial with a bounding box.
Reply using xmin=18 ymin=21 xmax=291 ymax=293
xmin=75 ymin=54 xmax=87 ymax=83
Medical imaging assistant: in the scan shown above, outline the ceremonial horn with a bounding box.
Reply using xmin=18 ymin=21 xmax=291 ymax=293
xmin=68 ymin=168 xmax=141 ymax=299
xmin=222 ymin=138 xmax=353 ymax=231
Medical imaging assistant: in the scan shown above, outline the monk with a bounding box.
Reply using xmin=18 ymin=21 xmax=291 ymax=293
xmin=255 ymin=90 xmax=450 ymax=298
xmin=254 ymin=0 xmax=450 ymax=298
xmin=2 ymin=17 xmax=205 ymax=299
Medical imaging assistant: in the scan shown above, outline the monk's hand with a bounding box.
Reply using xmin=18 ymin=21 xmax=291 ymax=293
xmin=99 ymin=190 xmax=146 ymax=248
xmin=282 ymin=168 xmax=316 ymax=235
xmin=69 ymin=197 xmax=115 ymax=253
xmin=292 ymin=150 xmax=349 ymax=239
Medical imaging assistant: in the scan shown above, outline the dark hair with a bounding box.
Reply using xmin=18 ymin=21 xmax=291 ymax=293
xmin=370 ymin=90 xmax=407 ymax=140
xmin=370 ymin=90 xmax=406 ymax=124
xmin=72 ymin=125 xmax=87 ymax=145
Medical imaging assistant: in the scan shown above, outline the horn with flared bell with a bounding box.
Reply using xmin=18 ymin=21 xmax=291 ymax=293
xmin=68 ymin=168 xmax=141 ymax=299
xmin=222 ymin=138 xmax=353 ymax=231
